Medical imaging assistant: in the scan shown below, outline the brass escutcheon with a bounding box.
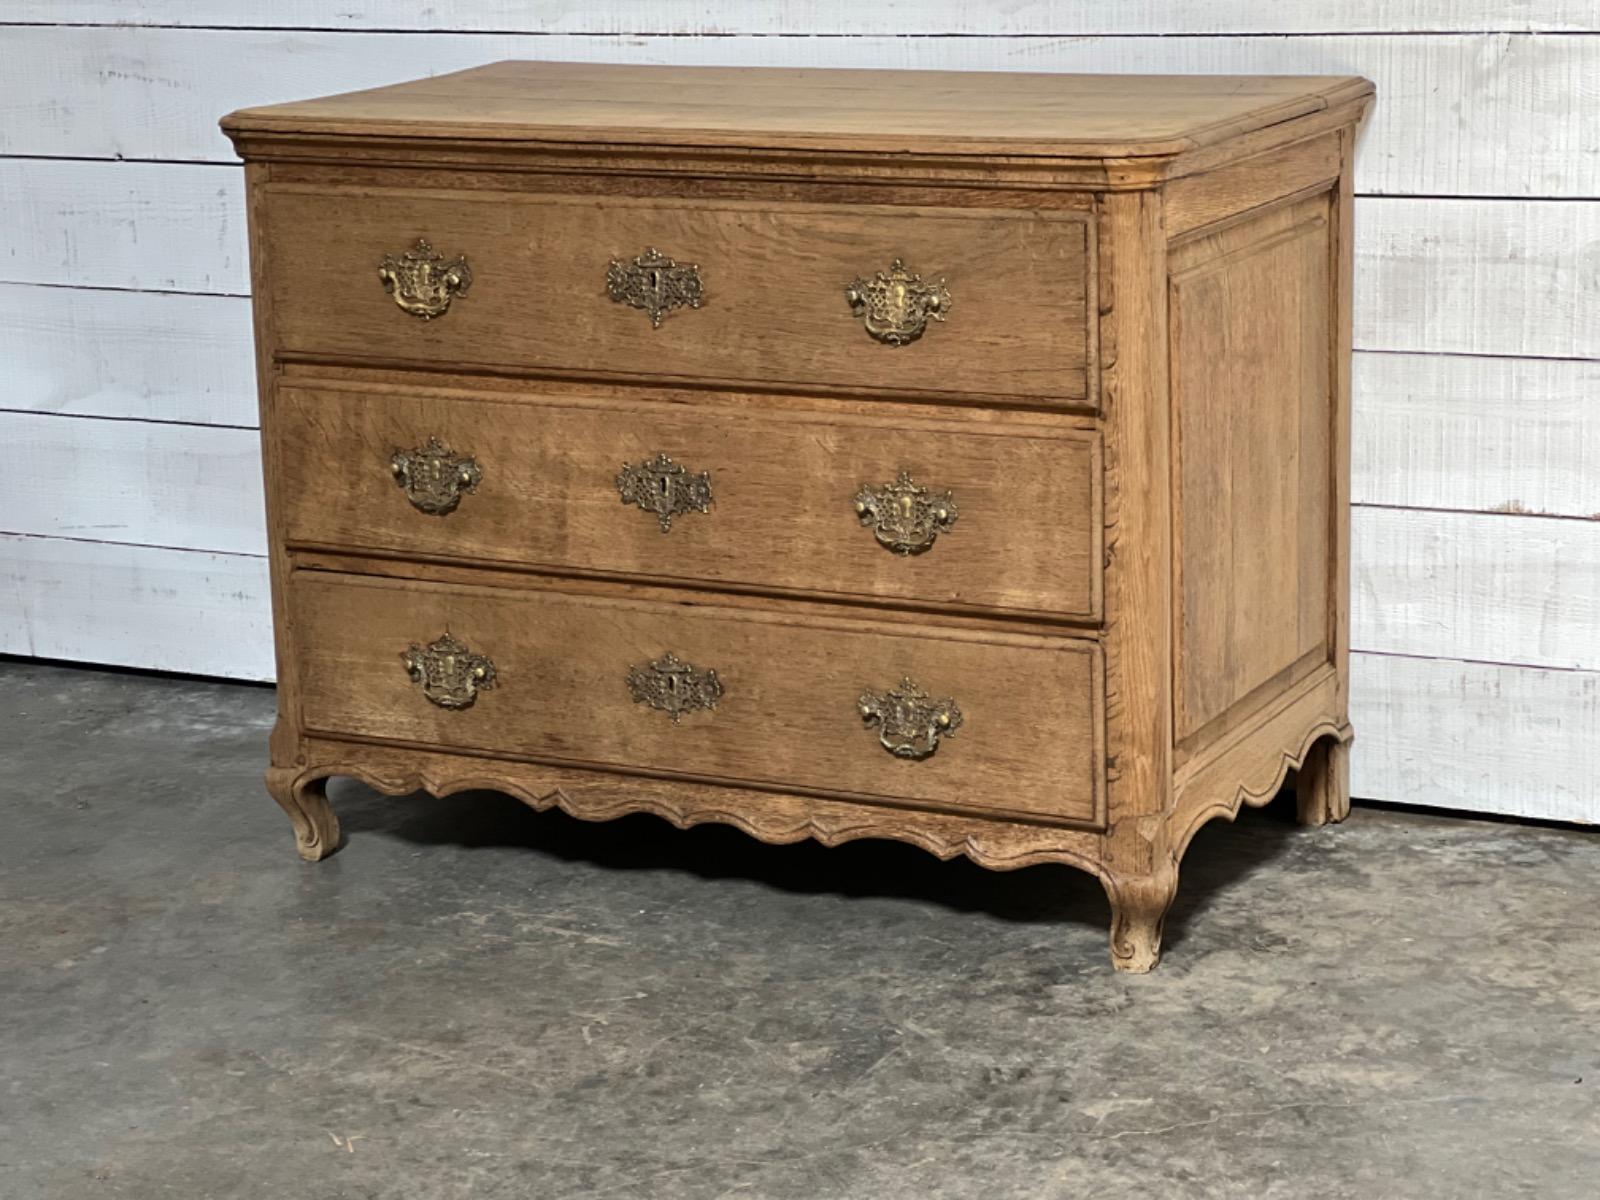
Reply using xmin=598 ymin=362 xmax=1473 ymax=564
xmin=858 ymin=677 xmax=963 ymax=760
xmin=617 ymin=452 xmax=713 ymax=532
xmin=845 ymin=258 xmax=950 ymax=346
xmin=853 ymin=470 xmax=957 ymax=556
xmin=607 ymin=248 xmax=703 ymax=327
xmin=378 ymin=238 xmax=471 ymax=319
xmin=401 ymin=633 xmax=496 ymax=710
xmin=391 ymin=437 xmax=483 ymax=516
xmin=626 ymin=652 xmax=723 ymax=722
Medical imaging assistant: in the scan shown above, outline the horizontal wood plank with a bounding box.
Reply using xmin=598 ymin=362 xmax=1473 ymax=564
xmin=0 ymin=160 xmax=247 ymax=294
xmin=1353 ymin=198 xmax=1600 ymax=360
xmin=3 ymin=27 xmax=1599 ymax=197
xmin=0 ymin=411 xmax=265 ymax=555
xmin=1351 ymin=506 xmax=1600 ymax=672
xmin=10 ymin=1 xmax=1598 ymax=35
xmin=0 ymin=283 xmax=257 ymax=426
xmin=0 ymin=534 xmax=273 ymax=680
xmin=1352 ymin=352 xmax=1600 ymax=518
xmin=1348 ymin=651 xmax=1600 ymax=825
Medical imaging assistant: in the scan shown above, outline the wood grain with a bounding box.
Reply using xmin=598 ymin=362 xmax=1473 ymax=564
xmin=258 ymin=187 xmax=1091 ymax=402
xmin=1169 ymin=192 xmax=1333 ymax=748
xmin=274 ymin=382 xmax=1101 ymax=620
xmin=291 ymin=570 xmax=1105 ymax=825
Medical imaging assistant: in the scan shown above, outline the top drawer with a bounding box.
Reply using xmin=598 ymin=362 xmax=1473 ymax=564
xmin=256 ymin=187 xmax=1093 ymax=405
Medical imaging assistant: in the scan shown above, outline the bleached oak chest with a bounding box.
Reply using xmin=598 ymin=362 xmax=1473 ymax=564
xmin=224 ymin=62 xmax=1372 ymax=971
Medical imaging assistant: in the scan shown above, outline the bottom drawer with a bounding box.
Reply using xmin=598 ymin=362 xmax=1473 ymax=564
xmin=291 ymin=572 xmax=1103 ymax=826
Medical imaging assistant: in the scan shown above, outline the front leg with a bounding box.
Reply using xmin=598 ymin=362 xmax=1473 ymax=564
xmin=265 ymin=767 xmax=342 ymax=861
xmin=1296 ymin=736 xmax=1352 ymax=827
xmin=1101 ymin=852 xmax=1180 ymax=973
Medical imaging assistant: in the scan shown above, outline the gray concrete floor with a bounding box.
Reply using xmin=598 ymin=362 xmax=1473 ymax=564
xmin=1 ymin=659 xmax=1597 ymax=1199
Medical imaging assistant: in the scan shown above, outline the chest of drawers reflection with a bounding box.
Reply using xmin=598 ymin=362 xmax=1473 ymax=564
xmin=226 ymin=62 xmax=1372 ymax=971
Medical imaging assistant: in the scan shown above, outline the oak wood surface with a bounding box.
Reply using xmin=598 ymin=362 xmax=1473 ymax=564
xmin=291 ymin=570 xmax=1105 ymax=825
xmin=223 ymin=61 xmax=1371 ymax=160
xmin=230 ymin=61 xmax=1369 ymax=971
xmin=1170 ymin=191 xmax=1333 ymax=751
xmin=258 ymin=186 xmax=1092 ymax=403
xmin=275 ymin=381 xmax=1101 ymax=620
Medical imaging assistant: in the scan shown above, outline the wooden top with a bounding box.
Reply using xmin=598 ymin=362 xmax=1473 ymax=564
xmin=222 ymin=61 xmax=1372 ymax=160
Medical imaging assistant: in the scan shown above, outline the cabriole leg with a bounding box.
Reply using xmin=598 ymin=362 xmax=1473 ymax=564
xmin=1101 ymin=854 xmax=1180 ymax=974
xmin=264 ymin=767 xmax=342 ymax=861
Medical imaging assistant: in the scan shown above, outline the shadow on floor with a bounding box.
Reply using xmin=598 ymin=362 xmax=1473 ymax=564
xmin=328 ymin=775 xmax=1311 ymax=954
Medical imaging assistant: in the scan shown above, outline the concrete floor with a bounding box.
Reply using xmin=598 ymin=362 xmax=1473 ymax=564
xmin=2 ymin=659 xmax=1597 ymax=1199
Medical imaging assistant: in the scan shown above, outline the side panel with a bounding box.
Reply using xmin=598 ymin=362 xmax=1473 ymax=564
xmin=1169 ymin=190 xmax=1336 ymax=756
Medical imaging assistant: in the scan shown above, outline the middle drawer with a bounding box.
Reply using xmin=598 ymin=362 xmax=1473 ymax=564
xmin=275 ymin=383 xmax=1101 ymax=621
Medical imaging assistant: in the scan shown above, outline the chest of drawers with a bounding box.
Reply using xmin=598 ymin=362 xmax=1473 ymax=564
xmin=225 ymin=62 xmax=1372 ymax=971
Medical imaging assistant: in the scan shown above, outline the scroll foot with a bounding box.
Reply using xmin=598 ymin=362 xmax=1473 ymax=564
xmin=1102 ymin=854 xmax=1180 ymax=974
xmin=265 ymin=767 xmax=342 ymax=861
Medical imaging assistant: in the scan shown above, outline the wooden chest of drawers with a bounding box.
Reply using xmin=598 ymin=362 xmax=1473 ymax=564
xmin=224 ymin=62 xmax=1372 ymax=971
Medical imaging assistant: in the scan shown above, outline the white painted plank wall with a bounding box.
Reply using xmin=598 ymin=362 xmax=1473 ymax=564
xmin=1 ymin=9 xmax=1597 ymax=823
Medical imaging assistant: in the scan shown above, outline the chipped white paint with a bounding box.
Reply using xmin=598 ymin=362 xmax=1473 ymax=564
xmin=1349 ymin=653 xmax=1600 ymax=825
xmin=0 ymin=284 xmax=257 ymax=426
xmin=0 ymin=535 xmax=274 ymax=680
xmin=1353 ymin=353 xmax=1600 ymax=519
xmin=0 ymin=411 xmax=265 ymax=555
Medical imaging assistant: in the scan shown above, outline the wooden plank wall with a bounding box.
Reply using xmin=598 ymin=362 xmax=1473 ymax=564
xmin=2 ymin=5 xmax=1596 ymax=823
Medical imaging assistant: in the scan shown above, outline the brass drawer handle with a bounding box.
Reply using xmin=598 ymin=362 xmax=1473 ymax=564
xmin=378 ymin=239 xmax=471 ymax=319
xmin=617 ymin=452 xmax=712 ymax=532
xmin=607 ymin=247 xmax=703 ymax=328
xmin=853 ymin=470 xmax=957 ymax=556
xmin=845 ymin=258 xmax=950 ymax=346
xmin=402 ymin=633 xmax=495 ymax=710
xmin=859 ymin=677 xmax=963 ymax=760
xmin=627 ymin=652 xmax=723 ymax=722
xmin=391 ymin=437 xmax=483 ymax=516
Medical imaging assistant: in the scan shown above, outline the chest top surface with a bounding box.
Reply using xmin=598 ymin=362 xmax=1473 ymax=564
xmin=222 ymin=60 xmax=1370 ymax=160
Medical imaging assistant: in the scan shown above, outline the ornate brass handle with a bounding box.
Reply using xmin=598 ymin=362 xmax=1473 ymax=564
xmin=853 ymin=471 xmax=957 ymax=556
xmin=402 ymin=633 xmax=495 ymax=710
xmin=607 ymin=247 xmax=703 ymax=328
xmin=859 ymin=677 xmax=963 ymax=760
xmin=845 ymin=259 xmax=950 ymax=346
xmin=378 ymin=239 xmax=471 ymax=319
xmin=391 ymin=437 xmax=483 ymax=516
xmin=627 ymin=652 xmax=723 ymax=722
xmin=617 ymin=452 xmax=712 ymax=532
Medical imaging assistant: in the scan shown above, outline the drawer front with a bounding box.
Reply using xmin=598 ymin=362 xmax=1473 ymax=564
xmin=291 ymin=572 xmax=1104 ymax=826
xmin=259 ymin=188 xmax=1092 ymax=404
xmin=275 ymin=384 xmax=1101 ymax=620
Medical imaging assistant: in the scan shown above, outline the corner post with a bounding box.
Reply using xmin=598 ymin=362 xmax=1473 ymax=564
xmin=1095 ymin=188 xmax=1179 ymax=972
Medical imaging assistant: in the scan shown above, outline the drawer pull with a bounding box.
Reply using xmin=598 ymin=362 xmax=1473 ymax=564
xmin=401 ymin=633 xmax=496 ymax=710
xmin=617 ymin=452 xmax=713 ymax=532
xmin=391 ymin=437 xmax=483 ymax=516
xmin=626 ymin=652 xmax=723 ymax=722
xmin=845 ymin=258 xmax=951 ymax=346
xmin=859 ymin=677 xmax=963 ymax=761
xmin=607 ymin=247 xmax=704 ymax=328
xmin=853 ymin=470 xmax=958 ymax=556
xmin=378 ymin=239 xmax=472 ymax=320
